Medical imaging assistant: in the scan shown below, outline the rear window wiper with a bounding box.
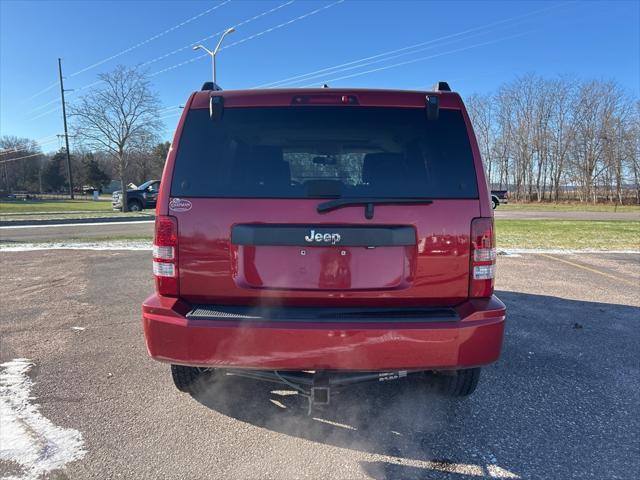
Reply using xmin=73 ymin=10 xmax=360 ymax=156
xmin=317 ymin=197 xmax=433 ymax=219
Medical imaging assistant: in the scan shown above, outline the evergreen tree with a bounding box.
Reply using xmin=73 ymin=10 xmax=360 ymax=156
xmin=83 ymin=153 xmax=110 ymax=190
xmin=42 ymin=151 xmax=67 ymax=192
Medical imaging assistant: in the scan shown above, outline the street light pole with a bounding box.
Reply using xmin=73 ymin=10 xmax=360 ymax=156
xmin=193 ymin=27 xmax=235 ymax=85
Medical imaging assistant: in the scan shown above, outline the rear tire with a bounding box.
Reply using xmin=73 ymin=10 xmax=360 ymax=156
xmin=437 ymin=368 xmax=481 ymax=397
xmin=171 ymin=365 xmax=214 ymax=395
xmin=128 ymin=200 xmax=143 ymax=212
xmin=491 ymin=197 xmax=499 ymax=209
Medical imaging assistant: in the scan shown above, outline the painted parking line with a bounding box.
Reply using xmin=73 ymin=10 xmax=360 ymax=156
xmin=539 ymin=253 xmax=638 ymax=286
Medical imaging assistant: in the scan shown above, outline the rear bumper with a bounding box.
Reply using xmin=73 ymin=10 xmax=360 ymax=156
xmin=142 ymin=295 xmax=506 ymax=371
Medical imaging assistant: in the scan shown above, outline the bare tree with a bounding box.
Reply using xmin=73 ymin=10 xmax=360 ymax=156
xmin=467 ymin=93 xmax=496 ymax=185
xmin=70 ymin=65 xmax=161 ymax=211
xmin=467 ymin=75 xmax=637 ymax=204
xmin=547 ymin=77 xmax=575 ymax=201
xmin=0 ymin=136 xmax=45 ymax=193
xmin=627 ymin=100 xmax=640 ymax=203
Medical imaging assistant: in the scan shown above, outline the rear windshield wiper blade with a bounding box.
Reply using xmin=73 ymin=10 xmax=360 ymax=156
xmin=317 ymin=197 xmax=433 ymax=219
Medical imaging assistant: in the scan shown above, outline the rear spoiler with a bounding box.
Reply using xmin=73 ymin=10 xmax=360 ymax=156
xmin=431 ymin=81 xmax=451 ymax=92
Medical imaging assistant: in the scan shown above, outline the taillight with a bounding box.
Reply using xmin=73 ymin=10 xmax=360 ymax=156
xmin=470 ymin=217 xmax=496 ymax=298
xmin=153 ymin=215 xmax=178 ymax=296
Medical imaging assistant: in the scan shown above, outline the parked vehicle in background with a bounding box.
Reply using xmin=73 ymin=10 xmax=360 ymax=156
xmin=491 ymin=190 xmax=509 ymax=209
xmin=112 ymin=180 xmax=160 ymax=211
xmin=142 ymin=82 xmax=506 ymax=410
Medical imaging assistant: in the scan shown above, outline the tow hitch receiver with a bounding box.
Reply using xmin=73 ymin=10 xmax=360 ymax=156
xmin=311 ymin=387 xmax=330 ymax=406
xmin=311 ymin=371 xmax=331 ymax=409
xmin=225 ymin=369 xmax=412 ymax=415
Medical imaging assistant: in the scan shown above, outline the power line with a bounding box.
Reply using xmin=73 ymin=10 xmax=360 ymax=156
xmin=158 ymin=104 xmax=183 ymax=113
xmin=0 ymin=134 xmax=58 ymax=150
xmin=30 ymin=105 xmax=62 ymax=121
xmin=24 ymin=82 xmax=59 ymax=103
xmin=70 ymin=0 xmax=233 ymax=78
xmin=23 ymin=81 xmax=100 ymax=123
xmin=149 ymin=0 xmax=345 ymax=77
xmin=25 ymin=97 xmax=60 ymax=115
xmin=22 ymin=0 xmax=341 ymax=115
xmin=266 ymin=29 xmax=493 ymax=88
xmin=158 ymin=107 xmax=182 ymax=117
xmin=0 ymin=137 xmax=59 ymax=156
xmin=22 ymin=1 xmax=231 ymax=104
xmin=254 ymin=1 xmax=568 ymax=89
xmin=34 ymin=2 xmax=296 ymax=104
xmin=220 ymin=0 xmax=344 ymax=51
xmin=159 ymin=111 xmax=182 ymax=121
xmin=140 ymin=0 xmax=295 ymax=69
xmin=307 ymin=31 xmax=531 ymax=87
xmin=0 ymin=152 xmax=45 ymax=165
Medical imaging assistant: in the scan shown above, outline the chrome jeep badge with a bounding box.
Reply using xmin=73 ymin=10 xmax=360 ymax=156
xmin=304 ymin=230 xmax=341 ymax=245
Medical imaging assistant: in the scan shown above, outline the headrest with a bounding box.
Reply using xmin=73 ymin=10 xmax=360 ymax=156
xmin=362 ymin=152 xmax=406 ymax=185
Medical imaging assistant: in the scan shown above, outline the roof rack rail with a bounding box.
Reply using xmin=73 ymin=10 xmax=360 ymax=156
xmin=431 ymin=81 xmax=451 ymax=92
xmin=202 ymin=82 xmax=223 ymax=91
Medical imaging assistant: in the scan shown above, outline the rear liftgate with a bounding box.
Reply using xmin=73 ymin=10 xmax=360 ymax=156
xmin=229 ymin=223 xmax=420 ymax=414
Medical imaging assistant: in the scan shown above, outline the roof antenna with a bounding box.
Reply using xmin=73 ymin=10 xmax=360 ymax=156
xmin=322 ymin=84 xmax=330 ymax=88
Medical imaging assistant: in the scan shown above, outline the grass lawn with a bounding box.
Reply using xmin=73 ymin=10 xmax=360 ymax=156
xmin=501 ymin=202 xmax=640 ymax=213
xmin=0 ymin=199 xmax=113 ymax=214
xmin=496 ymin=219 xmax=640 ymax=250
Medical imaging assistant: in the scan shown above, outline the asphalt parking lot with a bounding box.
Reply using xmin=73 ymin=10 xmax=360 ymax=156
xmin=1 ymin=250 xmax=638 ymax=479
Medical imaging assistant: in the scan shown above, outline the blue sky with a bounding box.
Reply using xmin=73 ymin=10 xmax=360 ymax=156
xmin=1 ymin=0 xmax=638 ymax=150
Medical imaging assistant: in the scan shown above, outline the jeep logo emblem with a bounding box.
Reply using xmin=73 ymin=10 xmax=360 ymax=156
xmin=304 ymin=229 xmax=341 ymax=245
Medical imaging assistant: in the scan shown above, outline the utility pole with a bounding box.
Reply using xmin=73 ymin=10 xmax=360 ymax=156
xmin=58 ymin=58 xmax=74 ymax=199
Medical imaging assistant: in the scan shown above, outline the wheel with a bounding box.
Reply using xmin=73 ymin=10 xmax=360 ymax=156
xmin=491 ymin=197 xmax=499 ymax=209
xmin=171 ymin=365 xmax=215 ymax=395
xmin=437 ymin=368 xmax=481 ymax=397
xmin=127 ymin=200 xmax=143 ymax=212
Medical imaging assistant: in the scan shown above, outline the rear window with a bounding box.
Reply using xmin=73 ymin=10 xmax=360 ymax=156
xmin=171 ymin=107 xmax=478 ymax=199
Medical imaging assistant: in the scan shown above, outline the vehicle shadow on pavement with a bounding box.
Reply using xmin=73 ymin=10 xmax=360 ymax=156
xmin=193 ymin=290 xmax=639 ymax=479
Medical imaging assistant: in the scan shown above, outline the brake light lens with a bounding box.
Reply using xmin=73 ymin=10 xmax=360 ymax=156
xmin=470 ymin=217 xmax=496 ymax=297
xmin=153 ymin=216 xmax=178 ymax=296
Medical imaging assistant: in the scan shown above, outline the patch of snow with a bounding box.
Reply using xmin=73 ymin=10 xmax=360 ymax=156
xmin=487 ymin=465 xmax=520 ymax=478
xmin=70 ymin=327 xmax=85 ymax=331
xmin=0 ymin=241 xmax=152 ymax=252
xmin=0 ymin=358 xmax=86 ymax=480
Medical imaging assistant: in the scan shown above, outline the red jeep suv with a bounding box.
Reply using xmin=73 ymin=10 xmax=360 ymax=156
xmin=142 ymin=82 xmax=505 ymax=406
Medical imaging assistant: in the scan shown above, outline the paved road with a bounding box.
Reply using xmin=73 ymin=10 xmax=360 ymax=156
xmin=1 ymin=251 xmax=638 ymax=479
xmin=0 ymin=221 xmax=153 ymax=242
